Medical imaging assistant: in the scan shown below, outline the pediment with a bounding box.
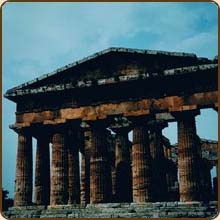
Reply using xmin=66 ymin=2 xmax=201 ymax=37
xmin=5 ymin=47 xmax=215 ymax=101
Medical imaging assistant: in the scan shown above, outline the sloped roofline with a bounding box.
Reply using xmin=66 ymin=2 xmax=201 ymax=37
xmin=5 ymin=47 xmax=197 ymax=94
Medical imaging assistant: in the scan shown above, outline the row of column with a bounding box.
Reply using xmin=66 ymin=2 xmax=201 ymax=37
xmin=14 ymin=110 xmax=205 ymax=206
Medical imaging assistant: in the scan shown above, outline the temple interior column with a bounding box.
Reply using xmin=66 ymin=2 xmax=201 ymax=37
xmin=199 ymin=159 xmax=212 ymax=202
xmin=14 ymin=129 xmax=33 ymax=206
xmin=110 ymin=158 xmax=116 ymax=201
xmin=34 ymin=135 xmax=50 ymax=205
xmin=80 ymin=128 xmax=91 ymax=204
xmin=113 ymin=127 xmax=132 ymax=202
xmin=213 ymin=176 xmax=218 ymax=200
xmin=132 ymin=118 xmax=152 ymax=202
xmin=50 ymin=129 xmax=68 ymax=205
xmin=80 ymin=153 xmax=86 ymax=204
xmin=67 ymin=130 xmax=80 ymax=204
xmin=175 ymin=110 xmax=200 ymax=202
xmin=149 ymin=120 xmax=168 ymax=201
xmin=89 ymin=120 xmax=111 ymax=203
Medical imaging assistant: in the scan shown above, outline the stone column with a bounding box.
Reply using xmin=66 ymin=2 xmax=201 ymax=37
xmin=199 ymin=159 xmax=212 ymax=202
xmin=163 ymin=148 xmax=179 ymax=201
xmin=80 ymin=128 xmax=92 ymax=204
xmin=80 ymin=154 xmax=86 ymax=204
xmin=50 ymin=130 xmax=68 ymax=205
xmin=167 ymin=148 xmax=171 ymax=159
xmin=111 ymin=163 xmax=116 ymax=201
xmin=149 ymin=120 xmax=168 ymax=201
xmin=175 ymin=110 xmax=200 ymax=202
xmin=113 ymin=127 xmax=132 ymax=202
xmin=67 ymin=132 xmax=80 ymax=204
xmin=213 ymin=176 xmax=218 ymax=200
xmin=89 ymin=121 xmax=110 ymax=203
xmin=34 ymin=135 xmax=50 ymax=205
xmin=14 ymin=130 xmax=33 ymax=206
xmin=132 ymin=119 xmax=152 ymax=202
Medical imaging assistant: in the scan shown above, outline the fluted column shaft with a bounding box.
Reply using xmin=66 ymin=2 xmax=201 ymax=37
xmin=177 ymin=111 xmax=200 ymax=202
xmin=149 ymin=121 xmax=168 ymax=201
xmin=80 ymin=154 xmax=86 ymax=204
xmin=111 ymin=165 xmax=116 ymax=201
xmin=150 ymin=128 xmax=164 ymax=159
xmin=80 ymin=129 xmax=91 ymax=204
xmin=199 ymin=159 xmax=212 ymax=202
xmin=34 ymin=136 xmax=50 ymax=205
xmin=114 ymin=128 xmax=132 ymax=202
xmin=68 ymin=136 xmax=80 ymax=204
xmin=50 ymin=132 xmax=68 ymax=205
xmin=90 ymin=122 xmax=110 ymax=203
xmin=132 ymin=123 xmax=152 ymax=202
xmin=14 ymin=131 xmax=33 ymax=206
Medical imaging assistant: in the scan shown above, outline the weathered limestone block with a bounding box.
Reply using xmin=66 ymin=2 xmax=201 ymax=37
xmin=50 ymin=132 xmax=68 ymax=205
xmin=34 ymin=136 xmax=50 ymax=205
xmin=114 ymin=127 xmax=132 ymax=202
xmin=149 ymin=120 xmax=168 ymax=201
xmin=175 ymin=110 xmax=200 ymax=202
xmin=132 ymin=120 xmax=152 ymax=202
xmin=14 ymin=131 xmax=33 ymax=206
xmin=14 ymin=91 xmax=218 ymax=124
xmin=3 ymin=202 xmax=218 ymax=218
xmin=89 ymin=121 xmax=111 ymax=203
xmin=67 ymin=134 xmax=80 ymax=204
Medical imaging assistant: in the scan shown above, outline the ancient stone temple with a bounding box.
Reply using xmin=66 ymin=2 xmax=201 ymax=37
xmin=4 ymin=47 xmax=218 ymax=218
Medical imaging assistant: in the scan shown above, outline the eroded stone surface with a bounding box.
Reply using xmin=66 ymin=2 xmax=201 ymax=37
xmin=90 ymin=122 xmax=111 ymax=203
xmin=67 ymin=136 xmax=80 ymax=204
xmin=4 ymin=202 xmax=218 ymax=218
xmin=132 ymin=121 xmax=152 ymax=202
xmin=50 ymin=133 xmax=68 ymax=205
xmin=176 ymin=111 xmax=200 ymax=202
xmin=114 ymin=127 xmax=132 ymax=202
xmin=14 ymin=132 xmax=33 ymax=206
xmin=34 ymin=136 xmax=50 ymax=205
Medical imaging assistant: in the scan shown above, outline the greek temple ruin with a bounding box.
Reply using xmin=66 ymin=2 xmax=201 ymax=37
xmin=4 ymin=47 xmax=218 ymax=218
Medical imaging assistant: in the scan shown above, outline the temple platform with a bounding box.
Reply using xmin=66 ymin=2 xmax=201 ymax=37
xmin=3 ymin=201 xmax=218 ymax=218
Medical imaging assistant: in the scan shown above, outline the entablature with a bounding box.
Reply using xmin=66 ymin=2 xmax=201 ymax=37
xmin=12 ymin=91 xmax=217 ymax=129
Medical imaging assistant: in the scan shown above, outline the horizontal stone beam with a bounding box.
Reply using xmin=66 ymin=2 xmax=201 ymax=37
xmin=14 ymin=91 xmax=217 ymax=128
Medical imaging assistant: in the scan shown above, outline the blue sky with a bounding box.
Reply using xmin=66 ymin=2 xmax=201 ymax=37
xmin=2 ymin=2 xmax=218 ymax=197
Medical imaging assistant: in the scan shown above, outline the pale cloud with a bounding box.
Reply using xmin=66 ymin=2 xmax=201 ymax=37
xmin=3 ymin=2 xmax=217 ymax=86
xmin=174 ymin=30 xmax=217 ymax=58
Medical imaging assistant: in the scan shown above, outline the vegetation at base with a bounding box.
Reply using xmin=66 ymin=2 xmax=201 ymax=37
xmin=2 ymin=188 xmax=13 ymax=211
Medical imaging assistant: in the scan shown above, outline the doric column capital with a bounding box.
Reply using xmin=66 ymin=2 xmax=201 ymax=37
xmin=111 ymin=126 xmax=131 ymax=136
xmin=85 ymin=119 xmax=109 ymax=130
xmin=109 ymin=116 xmax=132 ymax=133
xmin=129 ymin=115 xmax=154 ymax=127
xmin=10 ymin=125 xmax=32 ymax=136
xmin=148 ymin=120 xmax=168 ymax=132
xmin=171 ymin=109 xmax=200 ymax=120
